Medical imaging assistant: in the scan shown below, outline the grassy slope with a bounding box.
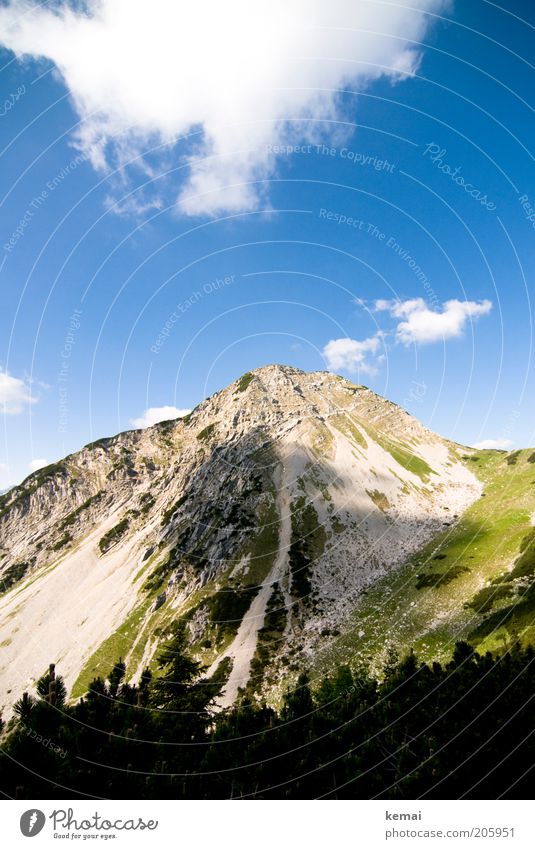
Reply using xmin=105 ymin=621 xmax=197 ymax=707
xmin=314 ymin=448 xmax=535 ymax=675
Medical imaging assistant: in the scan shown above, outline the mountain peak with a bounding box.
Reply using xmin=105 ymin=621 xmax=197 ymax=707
xmin=0 ymin=362 xmax=484 ymax=714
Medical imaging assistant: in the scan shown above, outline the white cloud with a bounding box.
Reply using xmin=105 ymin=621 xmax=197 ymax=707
xmin=0 ymin=0 xmax=447 ymax=216
xmin=0 ymin=368 xmax=35 ymax=414
xmin=472 ymin=439 xmax=513 ymax=450
xmin=375 ymin=297 xmax=493 ymax=345
xmin=130 ymin=405 xmax=191 ymax=429
xmin=322 ymin=334 xmax=382 ymax=373
xmin=29 ymin=458 xmax=49 ymax=472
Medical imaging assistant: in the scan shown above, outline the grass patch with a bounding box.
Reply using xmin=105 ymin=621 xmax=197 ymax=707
xmin=508 ymin=528 xmax=535 ymax=580
xmin=331 ymin=414 xmax=368 ymax=449
xmin=70 ymin=597 xmax=152 ymax=700
xmin=309 ymin=423 xmax=335 ymax=460
xmin=197 ymin=423 xmax=216 ymax=442
xmin=367 ymin=489 xmax=390 ymax=511
xmin=235 ymin=372 xmax=255 ymax=393
xmin=369 ymin=429 xmax=435 ymax=482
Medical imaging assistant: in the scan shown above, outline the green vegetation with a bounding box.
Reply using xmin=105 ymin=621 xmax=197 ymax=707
xmin=314 ymin=448 xmax=535 ymax=674
xmin=98 ymin=517 xmax=129 ymax=554
xmin=205 ymin=586 xmax=258 ymax=640
xmin=248 ymin=583 xmax=287 ymax=692
xmin=415 ymin=562 xmax=469 ymax=589
xmin=468 ymin=525 xmax=535 ymax=646
xmin=384 ymin=439 xmax=434 ymax=481
xmin=289 ymin=497 xmax=326 ymax=600
xmin=197 ymin=423 xmax=216 ymax=442
xmin=51 ymin=533 xmax=73 ymax=552
xmin=235 ymin=372 xmax=255 ymax=392
xmin=3 ymin=638 xmax=535 ymax=799
xmin=59 ymin=491 xmax=103 ymax=530
xmin=366 ymin=427 xmax=435 ymax=482
xmin=71 ymin=597 xmax=153 ymax=700
xmin=509 ymin=527 xmax=535 ymax=579
xmin=83 ymin=437 xmax=109 ymax=451
xmin=139 ymin=493 xmax=155 ymax=515
xmin=242 ymin=497 xmax=279 ymax=586
xmin=465 ymin=583 xmax=514 ymax=615
xmin=309 ymin=422 xmax=335 ymax=459
xmin=161 ymin=494 xmax=187 ymax=527
xmin=143 ymin=545 xmax=181 ymax=592
xmin=0 ymin=561 xmax=30 ymax=593
xmin=506 ymin=450 xmax=522 ymax=466
xmin=0 ymin=462 xmax=69 ymax=521
xmin=366 ymin=489 xmax=390 ymax=511
xmin=331 ymin=414 xmax=368 ymax=449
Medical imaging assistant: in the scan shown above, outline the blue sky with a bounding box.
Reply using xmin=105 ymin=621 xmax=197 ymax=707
xmin=0 ymin=0 xmax=534 ymax=487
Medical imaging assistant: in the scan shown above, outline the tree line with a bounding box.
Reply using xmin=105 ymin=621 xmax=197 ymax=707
xmin=0 ymin=624 xmax=533 ymax=799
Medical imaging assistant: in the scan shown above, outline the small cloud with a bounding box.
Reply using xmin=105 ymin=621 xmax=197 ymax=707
xmin=322 ymin=334 xmax=382 ymax=374
xmin=130 ymin=405 xmax=191 ymax=429
xmin=29 ymin=458 xmax=49 ymax=472
xmin=0 ymin=368 xmax=35 ymax=414
xmin=104 ymin=192 xmax=163 ymax=218
xmin=472 ymin=439 xmax=513 ymax=450
xmin=374 ymin=298 xmax=492 ymax=345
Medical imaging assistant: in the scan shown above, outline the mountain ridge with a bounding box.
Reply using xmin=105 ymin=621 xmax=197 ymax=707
xmin=0 ymin=364 xmax=528 ymax=714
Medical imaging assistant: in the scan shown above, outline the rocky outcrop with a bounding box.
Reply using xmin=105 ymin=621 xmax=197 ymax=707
xmin=0 ymin=365 xmax=481 ymax=713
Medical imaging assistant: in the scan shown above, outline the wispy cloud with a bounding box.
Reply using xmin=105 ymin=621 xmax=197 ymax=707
xmin=0 ymin=0 xmax=447 ymax=216
xmin=130 ymin=405 xmax=191 ymax=429
xmin=472 ymin=438 xmax=513 ymax=450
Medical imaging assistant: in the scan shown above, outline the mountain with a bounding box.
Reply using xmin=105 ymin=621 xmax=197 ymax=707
xmin=0 ymin=364 xmax=533 ymax=715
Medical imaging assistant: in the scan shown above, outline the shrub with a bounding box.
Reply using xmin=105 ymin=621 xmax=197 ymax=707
xmin=99 ymin=518 xmax=129 ymax=554
xmin=197 ymin=423 xmax=216 ymax=442
xmin=506 ymin=450 xmax=522 ymax=466
xmin=416 ymin=563 xmax=469 ymax=589
xmin=0 ymin=561 xmax=29 ymax=593
xmin=52 ymin=533 xmax=72 ymax=552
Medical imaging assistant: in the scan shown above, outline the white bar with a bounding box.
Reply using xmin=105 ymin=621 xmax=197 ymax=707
xmin=1 ymin=799 xmax=533 ymax=848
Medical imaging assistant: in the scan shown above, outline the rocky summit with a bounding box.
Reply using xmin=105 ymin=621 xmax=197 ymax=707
xmin=1 ymin=365 xmax=530 ymax=714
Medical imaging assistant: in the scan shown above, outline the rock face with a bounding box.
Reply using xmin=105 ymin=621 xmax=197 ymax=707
xmin=0 ymin=365 xmax=481 ymax=713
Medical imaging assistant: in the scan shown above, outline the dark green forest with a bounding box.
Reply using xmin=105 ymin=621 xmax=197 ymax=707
xmin=0 ymin=625 xmax=533 ymax=799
